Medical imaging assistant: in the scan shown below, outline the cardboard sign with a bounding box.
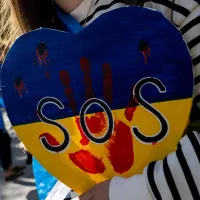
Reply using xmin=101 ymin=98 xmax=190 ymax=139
xmin=1 ymin=7 xmax=193 ymax=194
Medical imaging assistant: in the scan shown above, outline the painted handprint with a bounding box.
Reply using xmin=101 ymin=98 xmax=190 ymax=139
xmin=37 ymin=58 xmax=169 ymax=175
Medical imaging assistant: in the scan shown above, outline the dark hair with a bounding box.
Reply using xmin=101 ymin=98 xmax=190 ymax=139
xmin=0 ymin=0 xmax=141 ymax=58
xmin=0 ymin=0 xmax=56 ymax=58
xmin=11 ymin=0 xmax=55 ymax=32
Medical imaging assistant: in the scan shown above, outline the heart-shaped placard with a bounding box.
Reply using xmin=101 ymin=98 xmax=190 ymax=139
xmin=1 ymin=7 xmax=193 ymax=194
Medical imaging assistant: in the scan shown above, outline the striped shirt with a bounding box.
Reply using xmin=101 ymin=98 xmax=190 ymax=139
xmin=146 ymin=131 xmax=200 ymax=200
xmin=71 ymin=0 xmax=126 ymax=26
xmin=110 ymin=131 xmax=200 ymax=200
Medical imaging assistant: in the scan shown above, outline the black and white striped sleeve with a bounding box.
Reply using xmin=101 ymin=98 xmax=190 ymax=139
xmin=180 ymin=6 xmax=200 ymax=108
xmin=70 ymin=0 xmax=126 ymax=27
xmin=144 ymin=0 xmax=200 ymax=109
xmin=145 ymin=131 xmax=200 ymax=200
xmin=109 ymin=131 xmax=200 ymax=200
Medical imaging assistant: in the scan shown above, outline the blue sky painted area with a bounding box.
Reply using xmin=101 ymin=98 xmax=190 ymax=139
xmin=2 ymin=7 xmax=193 ymax=126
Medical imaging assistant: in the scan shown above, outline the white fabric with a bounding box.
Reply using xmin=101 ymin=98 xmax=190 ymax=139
xmin=45 ymin=181 xmax=71 ymax=200
xmin=153 ymin=160 xmax=174 ymax=199
xmin=109 ymin=175 xmax=153 ymax=200
xmin=71 ymin=0 xmax=126 ymax=26
xmin=70 ymin=0 xmax=93 ymax=23
xmin=145 ymin=0 xmax=198 ymax=26
xmin=167 ymin=150 xmax=193 ymax=199
xmin=180 ymin=135 xmax=200 ymax=195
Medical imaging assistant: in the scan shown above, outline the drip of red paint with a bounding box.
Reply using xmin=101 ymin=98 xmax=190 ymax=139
xmin=141 ymin=46 xmax=150 ymax=64
xmin=36 ymin=50 xmax=42 ymax=66
xmin=45 ymin=71 xmax=50 ymax=79
xmin=75 ymin=117 xmax=90 ymax=146
xmin=36 ymin=50 xmax=49 ymax=67
xmin=125 ymin=89 xmax=138 ymax=122
xmin=80 ymin=58 xmax=95 ymax=99
xmin=39 ymin=133 xmax=60 ymax=146
xmin=14 ymin=80 xmax=28 ymax=98
xmin=86 ymin=113 xmax=106 ymax=134
xmin=102 ymin=64 xmax=112 ymax=103
xmin=106 ymin=120 xmax=134 ymax=174
xmin=59 ymin=70 xmax=70 ymax=87
xmin=152 ymin=142 xmax=157 ymax=146
xmin=69 ymin=150 xmax=106 ymax=174
xmin=42 ymin=50 xmax=49 ymax=67
xmin=125 ymin=106 xmax=137 ymax=122
xmin=59 ymin=70 xmax=76 ymax=114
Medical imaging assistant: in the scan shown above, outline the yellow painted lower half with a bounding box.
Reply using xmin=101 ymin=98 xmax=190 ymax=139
xmin=14 ymin=98 xmax=192 ymax=194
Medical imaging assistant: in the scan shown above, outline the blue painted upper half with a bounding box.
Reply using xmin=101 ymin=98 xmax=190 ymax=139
xmin=1 ymin=7 xmax=193 ymax=126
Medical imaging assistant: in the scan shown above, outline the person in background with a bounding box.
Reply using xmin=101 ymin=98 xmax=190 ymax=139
xmin=0 ymin=0 xmax=200 ymax=199
xmin=0 ymin=104 xmax=25 ymax=181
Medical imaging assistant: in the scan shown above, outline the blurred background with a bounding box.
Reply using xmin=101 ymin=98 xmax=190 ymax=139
xmin=0 ymin=107 xmax=38 ymax=200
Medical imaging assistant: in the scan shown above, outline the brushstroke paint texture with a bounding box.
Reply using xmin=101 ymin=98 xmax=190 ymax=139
xmin=69 ymin=150 xmax=106 ymax=174
xmin=2 ymin=7 xmax=193 ymax=126
xmin=106 ymin=120 xmax=134 ymax=174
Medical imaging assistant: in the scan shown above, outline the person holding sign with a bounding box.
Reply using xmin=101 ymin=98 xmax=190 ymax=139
xmin=0 ymin=0 xmax=200 ymax=200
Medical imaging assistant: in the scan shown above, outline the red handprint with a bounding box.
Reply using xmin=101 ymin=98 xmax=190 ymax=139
xmin=125 ymin=88 xmax=138 ymax=122
xmin=59 ymin=57 xmax=137 ymax=174
xmin=106 ymin=120 xmax=134 ymax=174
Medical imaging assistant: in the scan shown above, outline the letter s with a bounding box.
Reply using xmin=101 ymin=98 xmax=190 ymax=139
xmin=37 ymin=97 xmax=70 ymax=153
xmin=132 ymin=77 xmax=169 ymax=144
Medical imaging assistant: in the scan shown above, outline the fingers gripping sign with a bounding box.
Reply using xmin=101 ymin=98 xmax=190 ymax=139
xmin=78 ymin=179 xmax=111 ymax=200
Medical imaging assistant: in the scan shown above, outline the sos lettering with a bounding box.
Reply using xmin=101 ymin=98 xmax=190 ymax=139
xmin=37 ymin=77 xmax=169 ymax=153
